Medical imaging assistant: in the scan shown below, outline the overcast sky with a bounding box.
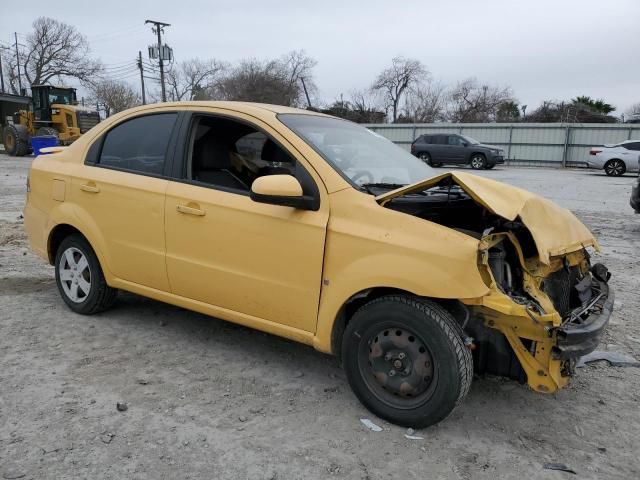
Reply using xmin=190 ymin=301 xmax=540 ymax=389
xmin=2 ymin=0 xmax=638 ymax=113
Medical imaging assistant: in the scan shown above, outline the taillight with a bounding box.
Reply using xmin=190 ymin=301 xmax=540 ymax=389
xmin=590 ymin=149 xmax=601 ymax=156
xmin=410 ymin=143 xmax=416 ymax=154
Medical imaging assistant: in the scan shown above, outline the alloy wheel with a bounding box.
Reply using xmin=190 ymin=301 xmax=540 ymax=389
xmin=604 ymin=160 xmax=625 ymax=176
xmin=58 ymin=247 xmax=92 ymax=303
xmin=471 ymin=156 xmax=485 ymax=169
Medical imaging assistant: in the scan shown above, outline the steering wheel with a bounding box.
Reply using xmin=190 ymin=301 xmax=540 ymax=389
xmin=351 ymin=170 xmax=374 ymax=185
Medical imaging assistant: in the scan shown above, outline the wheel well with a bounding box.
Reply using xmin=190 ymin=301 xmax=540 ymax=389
xmin=330 ymin=288 xmax=467 ymax=357
xmin=48 ymin=224 xmax=84 ymax=264
xmin=470 ymin=152 xmax=486 ymax=159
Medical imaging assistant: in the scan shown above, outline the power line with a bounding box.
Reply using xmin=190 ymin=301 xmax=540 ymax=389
xmin=145 ymin=19 xmax=171 ymax=102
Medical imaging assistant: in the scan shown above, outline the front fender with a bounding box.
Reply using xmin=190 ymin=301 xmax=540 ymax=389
xmin=312 ymin=189 xmax=489 ymax=353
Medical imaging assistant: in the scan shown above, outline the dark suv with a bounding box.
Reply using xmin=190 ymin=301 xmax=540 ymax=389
xmin=411 ymin=133 xmax=505 ymax=169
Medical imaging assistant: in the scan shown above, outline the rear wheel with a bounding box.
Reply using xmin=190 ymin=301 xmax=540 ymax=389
xmin=604 ymin=159 xmax=626 ymax=176
xmin=470 ymin=154 xmax=486 ymax=170
xmin=3 ymin=124 xmax=30 ymax=157
xmin=342 ymin=296 xmax=473 ymax=428
xmin=54 ymin=234 xmax=117 ymax=314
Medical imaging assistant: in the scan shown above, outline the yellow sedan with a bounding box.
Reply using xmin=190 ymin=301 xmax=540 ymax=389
xmin=23 ymin=102 xmax=613 ymax=427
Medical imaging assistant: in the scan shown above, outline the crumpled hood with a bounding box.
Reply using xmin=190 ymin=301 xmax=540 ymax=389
xmin=376 ymin=171 xmax=598 ymax=264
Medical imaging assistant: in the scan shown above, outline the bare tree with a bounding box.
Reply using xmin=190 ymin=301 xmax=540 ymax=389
xmin=447 ymin=78 xmax=514 ymax=123
xmin=372 ymin=57 xmax=427 ymax=122
xmin=217 ymin=51 xmax=317 ymax=106
xmin=400 ymin=81 xmax=447 ymax=123
xmin=625 ymin=102 xmax=640 ymax=120
xmin=165 ymin=58 xmax=225 ymax=101
xmin=5 ymin=17 xmax=101 ymax=94
xmin=90 ymin=80 xmax=140 ymax=117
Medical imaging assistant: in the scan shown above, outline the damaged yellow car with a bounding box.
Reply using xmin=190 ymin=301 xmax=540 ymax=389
xmin=24 ymin=102 xmax=613 ymax=427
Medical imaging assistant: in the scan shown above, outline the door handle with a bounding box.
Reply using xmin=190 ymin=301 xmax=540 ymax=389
xmin=80 ymin=183 xmax=100 ymax=193
xmin=176 ymin=204 xmax=206 ymax=216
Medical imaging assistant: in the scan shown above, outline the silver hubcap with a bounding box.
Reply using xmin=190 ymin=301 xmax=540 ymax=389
xmin=606 ymin=161 xmax=624 ymax=176
xmin=59 ymin=247 xmax=91 ymax=303
xmin=471 ymin=157 xmax=483 ymax=168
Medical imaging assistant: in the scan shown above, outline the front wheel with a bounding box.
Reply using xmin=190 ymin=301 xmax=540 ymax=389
xmin=604 ymin=159 xmax=626 ymax=176
xmin=55 ymin=234 xmax=117 ymax=314
xmin=470 ymin=154 xmax=486 ymax=170
xmin=418 ymin=152 xmax=431 ymax=164
xmin=342 ymin=296 xmax=473 ymax=428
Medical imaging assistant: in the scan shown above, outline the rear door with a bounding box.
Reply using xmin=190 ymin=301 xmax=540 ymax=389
xmin=430 ymin=135 xmax=449 ymax=162
xmin=72 ymin=112 xmax=180 ymax=291
xmin=447 ymin=135 xmax=467 ymax=164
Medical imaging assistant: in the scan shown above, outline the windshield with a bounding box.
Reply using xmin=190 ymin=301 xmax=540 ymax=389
xmin=460 ymin=135 xmax=480 ymax=145
xmin=48 ymin=89 xmax=75 ymax=105
xmin=278 ymin=114 xmax=434 ymax=187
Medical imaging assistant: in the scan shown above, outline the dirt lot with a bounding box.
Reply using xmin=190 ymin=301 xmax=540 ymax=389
xmin=1 ymin=152 xmax=639 ymax=480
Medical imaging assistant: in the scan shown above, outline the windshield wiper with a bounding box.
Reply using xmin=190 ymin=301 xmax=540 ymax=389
xmin=360 ymin=182 xmax=406 ymax=190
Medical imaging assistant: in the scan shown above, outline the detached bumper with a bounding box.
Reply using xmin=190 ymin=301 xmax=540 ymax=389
xmin=554 ymin=279 xmax=613 ymax=360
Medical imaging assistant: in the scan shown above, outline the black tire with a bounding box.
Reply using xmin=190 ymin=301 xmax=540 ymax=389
xmin=3 ymin=124 xmax=30 ymax=157
xmin=342 ymin=295 xmax=473 ymax=428
xmin=604 ymin=159 xmax=626 ymax=177
xmin=54 ymin=234 xmax=117 ymax=315
xmin=418 ymin=152 xmax=431 ymax=165
xmin=36 ymin=126 xmax=59 ymax=137
xmin=470 ymin=154 xmax=486 ymax=170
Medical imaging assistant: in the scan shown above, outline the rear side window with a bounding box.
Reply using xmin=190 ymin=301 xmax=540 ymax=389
xmin=433 ymin=135 xmax=447 ymax=145
xmin=623 ymin=142 xmax=640 ymax=151
xmin=98 ymin=113 xmax=178 ymax=175
xmin=421 ymin=135 xmax=432 ymax=144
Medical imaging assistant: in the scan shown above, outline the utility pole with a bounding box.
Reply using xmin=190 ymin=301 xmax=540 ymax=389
xmin=0 ymin=45 xmax=6 ymax=93
xmin=14 ymin=32 xmax=22 ymax=94
xmin=145 ymin=20 xmax=170 ymax=102
xmin=137 ymin=51 xmax=146 ymax=105
xmin=300 ymin=76 xmax=312 ymax=108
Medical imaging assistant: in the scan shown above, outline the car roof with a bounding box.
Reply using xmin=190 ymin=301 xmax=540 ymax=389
xmin=119 ymin=101 xmax=332 ymax=120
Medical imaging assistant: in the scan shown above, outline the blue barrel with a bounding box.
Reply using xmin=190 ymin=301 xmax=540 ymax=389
xmin=31 ymin=135 xmax=59 ymax=156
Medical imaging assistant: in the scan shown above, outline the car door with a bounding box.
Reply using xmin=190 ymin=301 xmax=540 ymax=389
xmin=71 ymin=112 xmax=180 ymax=291
xmin=623 ymin=142 xmax=640 ymax=171
xmin=447 ymin=135 xmax=467 ymax=164
xmin=164 ymin=111 xmax=329 ymax=333
xmin=430 ymin=135 xmax=448 ymax=163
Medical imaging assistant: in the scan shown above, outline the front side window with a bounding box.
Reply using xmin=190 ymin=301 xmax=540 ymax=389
xmin=279 ymin=114 xmax=434 ymax=187
xmin=185 ymin=115 xmax=310 ymax=195
xmin=448 ymin=135 xmax=463 ymax=146
xmin=98 ymin=113 xmax=177 ymax=175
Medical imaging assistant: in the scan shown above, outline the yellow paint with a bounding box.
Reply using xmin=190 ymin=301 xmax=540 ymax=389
xmin=23 ymin=101 xmax=600 ymax=395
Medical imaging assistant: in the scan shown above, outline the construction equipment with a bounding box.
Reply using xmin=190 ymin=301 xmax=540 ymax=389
xmin=1 ymin=85 xmax=101 ymax=156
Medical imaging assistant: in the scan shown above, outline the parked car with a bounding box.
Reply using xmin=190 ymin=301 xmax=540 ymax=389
xmin=587 ymin=140 xmax=640 ymax=176
xmin=24 ymin=102 xmax=612 ymax=428
xmin=410 ymin=133 xmax=505 ymax=169
xmin=631 ymin=163 xmax=640 ymax=213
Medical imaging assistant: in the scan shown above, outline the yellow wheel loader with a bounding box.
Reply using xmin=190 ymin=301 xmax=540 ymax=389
xmin=1 ymin=85 xmax=100 ymax=156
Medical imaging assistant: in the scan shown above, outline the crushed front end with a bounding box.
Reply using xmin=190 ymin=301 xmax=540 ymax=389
xmin=376 ymin=171 xmax=614 ymax=393
xmin=463 ymin=233 xmax=613 ymax=393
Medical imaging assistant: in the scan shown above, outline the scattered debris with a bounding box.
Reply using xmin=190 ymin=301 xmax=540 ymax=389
xmin=543 ymin=463 xmax=576 ymax=474
xmin=137 ymin=378 xmax=149 ymax=385
xmin=116 ymin=402 xmax=128 ymax=412
xmin=323 ymin=386 xmax=339 ymax=393
xmin=248 ymin=406 xmax=264 ymax=414
xmin=293 ymin=371 xmax=304 ymax=378
xmin=100 ymin=432 xmax=115 ymax=444
xmin=159 ymin=320 xmax=169 ymax=327
xmin=238 ymin=415 xmax=248 ymax=422
xmin=404 ymin=433 xmax=424 ymax=440
xmin=576 ymin=351 xmax=640 ymax=368
xmin=326 ymin=463 xmax=342 ymax=475
xmin=597 ymin=447 xmax=607 ymax=453
xmin=360 ymin=418 xmax=383 ymax=432
xmin=2 ymin=470 xmax=26 ymax=480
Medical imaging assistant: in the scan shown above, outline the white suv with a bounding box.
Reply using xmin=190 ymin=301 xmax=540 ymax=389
xmin=587 ymin=140 xmax=640 ymax=176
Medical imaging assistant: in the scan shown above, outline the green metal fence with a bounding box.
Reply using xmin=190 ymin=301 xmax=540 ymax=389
xmin=363 ymin=123 xmax=640 ymax=167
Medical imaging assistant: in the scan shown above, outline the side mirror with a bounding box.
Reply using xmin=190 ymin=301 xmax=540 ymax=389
xmin=250 ymin=175 xmax=314 ymax=210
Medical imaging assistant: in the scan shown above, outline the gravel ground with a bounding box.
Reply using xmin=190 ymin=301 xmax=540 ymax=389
xmin=1 ymin=152 xmax=639 ymax=479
